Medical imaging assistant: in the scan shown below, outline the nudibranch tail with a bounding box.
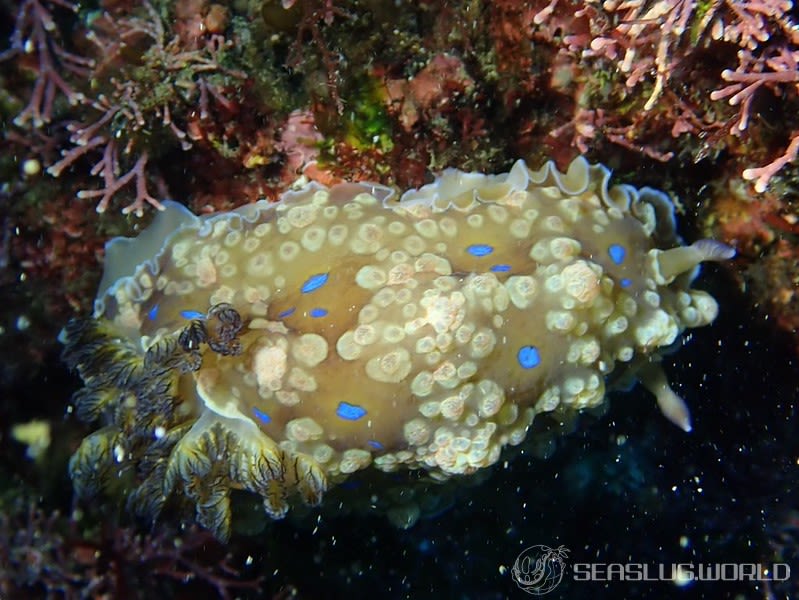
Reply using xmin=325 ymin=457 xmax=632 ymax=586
xmin=63 ymin=156 xmax=732 ymax=536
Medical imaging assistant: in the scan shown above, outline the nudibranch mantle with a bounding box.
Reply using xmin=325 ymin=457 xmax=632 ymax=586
xmin=62 ymin=157 xmax=733 ymax=538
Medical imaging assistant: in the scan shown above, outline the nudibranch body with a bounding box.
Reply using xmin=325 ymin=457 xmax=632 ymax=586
xmin=62 ymin=157 xmax=733 ymax=538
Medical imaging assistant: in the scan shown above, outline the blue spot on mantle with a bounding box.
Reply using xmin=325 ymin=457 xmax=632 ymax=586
xmin=490 ymin=264 xmax=511 ymax=272
xmin=252 ymin=407 xmax=271 ymax=424
xmin=367 ymin=439 xmax=384 ymax=450
xmin=301 ymin=273 xmax=329 ymax=293
xmin=467 ymin=244 xmax=494 ymax=257
xmin=608 ymin=244 xmax=627 ymax=265
xmin=180 ymin=309 xmax=205 ymax=320
xmin=517 ymin=345 xmax=541 ymax=369
xmin=337 ymin=402 xmax=367 ymax=421
xmin=310 ymin=308 xmax=328 ymax=318
xmin=278 ymin=307 xmax=296 ymax=319
xmin=620 ymin=277 xmax=633 ymax=288
xmin=147 ymin=304 xmax=159 ymax=321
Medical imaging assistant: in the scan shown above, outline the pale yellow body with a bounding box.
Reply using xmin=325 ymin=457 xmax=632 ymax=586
xmin=65 ymin=158 xmax=730 ymax=538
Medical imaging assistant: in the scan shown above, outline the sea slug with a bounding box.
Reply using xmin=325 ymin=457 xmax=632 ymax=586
xmin=62 ymin=157 xmax=733 ymax=538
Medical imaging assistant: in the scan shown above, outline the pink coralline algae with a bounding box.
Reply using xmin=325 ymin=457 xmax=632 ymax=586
xmin=525 ymin=0 xmax=799 ymax=190
xmin=7 ymin=0 xmax=247 ymax=215
xmin=711 ymin=47 xmax=799 ymax=192
xmin=384 ymin=54 xmax=476 ymax=132
xmin=3 ymin=0 xmax=91 ymax=128
xmin=275 ymin=109 xmax=325 ymax=177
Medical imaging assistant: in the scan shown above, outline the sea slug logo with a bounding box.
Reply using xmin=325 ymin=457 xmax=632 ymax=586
xmin=511 ymin=544 xmax=570 ymax=595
